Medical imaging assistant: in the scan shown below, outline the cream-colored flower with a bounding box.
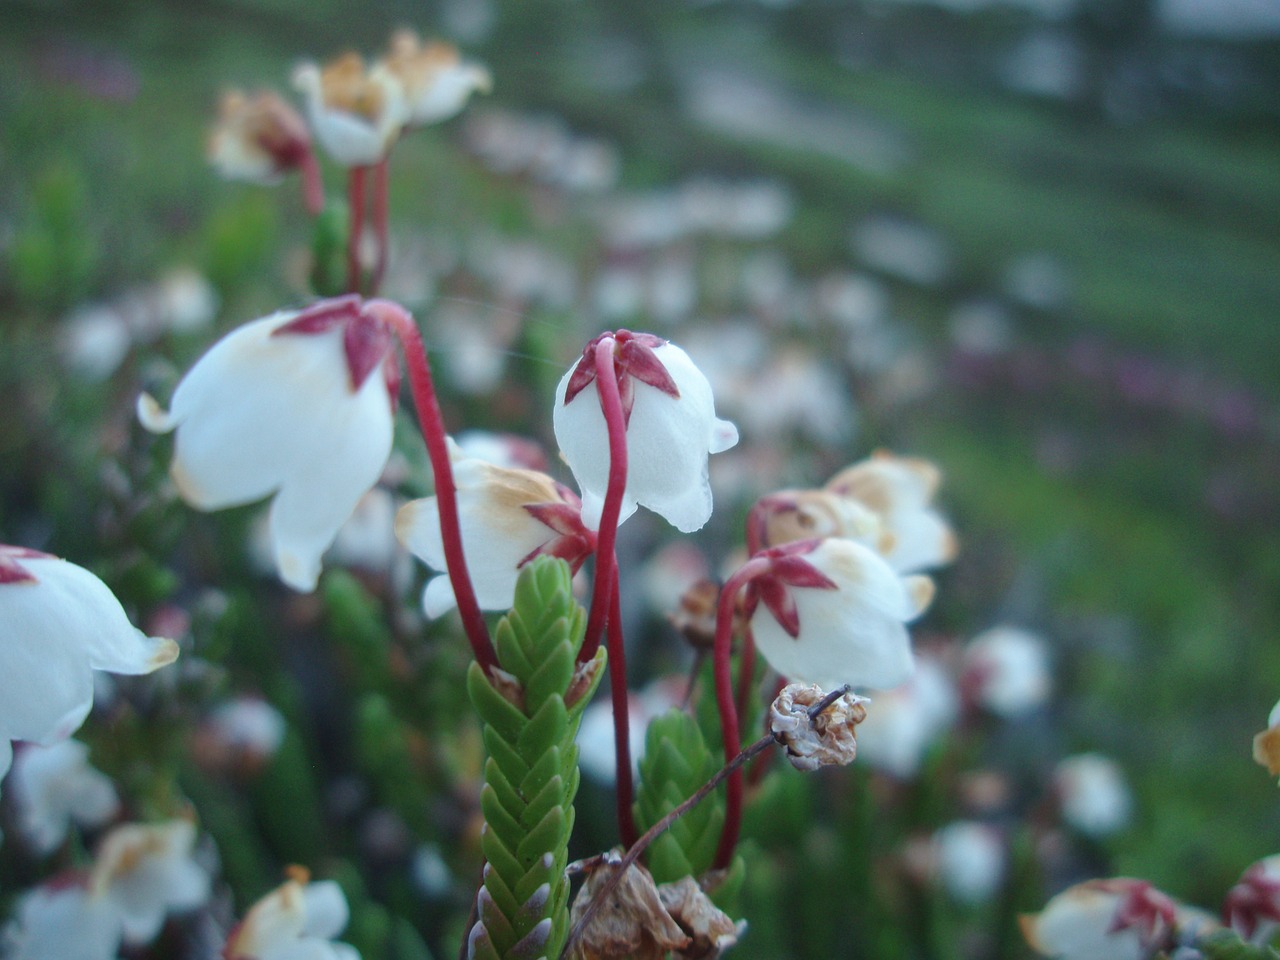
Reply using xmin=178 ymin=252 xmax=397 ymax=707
xmin=746 ymin=487 xmax=886 ymax=554
xmin=1254 ymin=698 xmax=1280 ymax=781
xmin=208 ymin=89 xmax=312 ymax=185
xmin=138 ymin=297 xmax=397 ymax=591
xmin=396 ymin=455 xmax=595 ymax=617
xmin=292 ymin=53 xmax=407 ymax=166
xmin=1021 ymin=879 xmax=1177 ymax=960
xmin=225 ymin=868 xmax=359 ymax=960
xmin=825 ymin=451 xmax=957 ymax=573
xmin=0 ymin=547 xmax=178 ymax=785
xmin=7 ymin=739 xmax=119 ymax=854
xmin=381 ymin=31 xmax=490 ymax=127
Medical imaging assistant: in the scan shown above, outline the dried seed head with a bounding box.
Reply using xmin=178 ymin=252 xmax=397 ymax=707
xmin=769 ymin=683 xmax=868 ymax=772
xmin=658 ymin=876 xmax=746 ymax=959
xmin=567 ymin=851 xmax=690 ymax=960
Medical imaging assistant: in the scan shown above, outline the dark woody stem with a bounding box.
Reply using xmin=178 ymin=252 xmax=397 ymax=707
xmin=299 ymin=149 xmax=325 ymax=217
xmin=606 ymin=564 xmax=639 ymax=847
xmin=711 ymin=556 xmax=771 ymax=870
xmin=366 ymin=300 xmax=497 ymax=673
xmin=579 ymin=337 xmax=627 ymax=663
xmin=346 ymin=165 xmax=368 ymax=295
xmin=370 ymin=158 xmax=390 ymax=297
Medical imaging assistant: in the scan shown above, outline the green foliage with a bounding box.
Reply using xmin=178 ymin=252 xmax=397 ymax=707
xmin=1198 ymin=930 xmax=1280 ymax=960
xmin=9 ymin=161 xmax=99 ymax=308
xmin=466 ymin=557 xmax=605 ymax=960
xmin=309 ymin=199 xmax=349 ymax=299
xmin=633 ymin=707 xmax=725 ymax=884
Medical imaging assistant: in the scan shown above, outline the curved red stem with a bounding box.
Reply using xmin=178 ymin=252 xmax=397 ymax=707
xmin=607 ymin=565 xmax=638 ymax=847
xmin=346 ymin=165 xmax=368 ymax=294
xmin=366 ymin=299 xmax=496 ymax=673
xmin=735 ymin=627 xmax=757 ymax=726
xmin=580 ymin=337 xmax=627 ymax=663
xmin=712 ymin=556 xmax=770 ymax=869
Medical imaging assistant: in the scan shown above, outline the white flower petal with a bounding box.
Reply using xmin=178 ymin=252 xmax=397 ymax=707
xmin=4 ymin=885 xmax=121 ymax=960
xmin=140 ymin=310 xmax=394 ymax=592
xmin=749 ymin=539 xmax=921 ymax=691
xmin=554 ymin=339 xmax=737 ymax=533
xmin=301 ymin=881 xmax=350 ymax=940
xmin=9 ymin=740 xmax=119 ymax=854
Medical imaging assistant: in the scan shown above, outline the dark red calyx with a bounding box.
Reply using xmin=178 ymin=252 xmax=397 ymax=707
xmin=0 ymin=545 xmax=53 ymax=585
xmin=1223 ymin=866 xmax=1280 ymax=939
xmin=273 ymin=295 xmax=397 ymax=393
xmin=740 ymin=540 xmax=837 ymax=638
xmin=562 ymin=330 xmax=680 ymax=422
xmin=1102 ymin=880 xmax=1177 ymax=948
xmin=519 ymin=488 xmax=597 ymax=572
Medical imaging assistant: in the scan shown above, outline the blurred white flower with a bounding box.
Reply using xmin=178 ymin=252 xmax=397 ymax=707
xmin=138 ymin=297 xmax=397 ymax=591
xmin=0 ymin=547 xmax=179 ymax=785
xmin=412 ymin=843 xmax=453 ymax=898
xmin=933 ymin=821 xmax=1005 ymax=906
xmin=381 ymin=31 xmax=489 ymax=127
xmin=225 ymin=870 xmax=359 ymax=960
xmin=396 ymin=456 xmax=595 ymax=618
xmin=327 ymin=487 xmax=404 ymax=579
xmin=1254 ymin=698 xmax=1280 ymax=782
xmin=59 ymin=304 xmax=133 ymax=382
xmin=207 ymin=89 xmax=313 ymax=185
xmin=6 ymin=739 xmax=118 ymax=854
xmin=575 ymin=681 xmax=684 ymax=786
xmin=745 ymin=539 xmax=933 ymax=692
xmin=453 ymin=430 xmax=548 ymax=471
xmin=961 ymin=626 xmax=1052 ymax=717
xmin=826 ymin=451 xmax=958 ymax=574
xmin=1 ymin=884 xmax=120 ymax=960
xmin=855 ymin=656 xmax=959 ymax=779
xmin=554 ymin=331 xmax=738 ymax=533
xmin=1053 ymin=753 xmax=1132 ymax=838
xmin=292 ymin=53 xmax=407 ymax=166
xmin=202 ymin=696 xmax=287 ymax=764
xmin=89 ymin=819 xmax=211 ymax=945
xmin=746 ymin=488 xmax=885 ymax=555
xmin=1021 ymin=878 xmax=1177 ymax=960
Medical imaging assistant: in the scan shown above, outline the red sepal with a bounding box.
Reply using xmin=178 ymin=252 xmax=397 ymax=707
xmin=561 ymin=330 xmax=680 ymax=423
xmin=1101 ymin=880 xmax=1177 ymax=950
xmin=520 ymin=496 xmax=597 ymax=573
xmin=0 ymin=545 xmax=52 ymax=585
xmin=739 ymin=540 xmax=838 ymax=639
xmin=272 ymin=295 xmax=398 ymax=393
xmin=273 ymin=294 xmax=362 ymax=335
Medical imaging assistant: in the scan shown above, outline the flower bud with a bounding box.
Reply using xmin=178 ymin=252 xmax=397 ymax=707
xmin=292 ymin=52 xmax=407 ymax=166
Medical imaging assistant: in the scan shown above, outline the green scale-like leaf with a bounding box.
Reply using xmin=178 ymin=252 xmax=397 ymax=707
xmin=466 ymin=558 xmax=604 ymax=960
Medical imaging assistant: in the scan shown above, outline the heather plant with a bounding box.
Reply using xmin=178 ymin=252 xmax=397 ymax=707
xmin=1 ymin=25 xmax=1278 ymax=960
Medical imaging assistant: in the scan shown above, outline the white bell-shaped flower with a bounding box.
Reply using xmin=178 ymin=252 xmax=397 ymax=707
xmin=89 ymin=819 xmax=211 ymax=945
xmin=382 ymin=31 xmax=491 ymax=127
xmin=933 ymin=821 xmax=1006 ymax=906
xmin=225 ymin=869 xmax=360 ymax=960
xmin=292 ymin=53 xmax=407 ymax=167
xmin=745 ymin=538 xmax=933 ymax=692
xmin=855 ymin=656 xmax=959 ymax=779
xmin=825 ymin=451 xmax=958 ymax=573
xmin=961 ymin=625 xmax=1052 ymax=717
xmin=138 ymin=296 xmax=397 ymax=592
xmin=1053 ymin=753 xmax=1132 ymax=838
xmin=1021 ymin=879 xmax=1177 ymax=960
xmin=396 ymin=454 xmax=595 ymax=618
xmin=0 ymin=547 xmax=179 ymax=785
xmin=7 ymin=739 xmax=119 ymax=854
xmin=553 ymin=330 xmax=738 ymax=533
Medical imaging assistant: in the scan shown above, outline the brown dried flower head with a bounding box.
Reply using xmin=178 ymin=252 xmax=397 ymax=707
xmin=769 ymin=682 xmax=868 ymax=772
xmin=658 ymin=876 xmax=746 ymax=959
xmin=568 ymin=851 xmax=690 ymax=960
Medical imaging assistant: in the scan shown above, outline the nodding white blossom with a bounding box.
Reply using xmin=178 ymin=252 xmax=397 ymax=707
xmin=224 ymin=869 xmax=360 ymax=960
xmin=1224 ymin=854 xmax=1280 ymax=944
xmin=553 ymin=330 xmax=739 ymax=533
xmin=933 ymin=821 xmax=1006 ymax=906
xmin=746 ymin=488 xmax=886 ymax=555
xmin=1053 ymin=753 xmax=1132 ymax=838
xmin=6 ymin=739 xmax=119 ymax=854
xmin=396 ymin=454 xmax=595 ymax=618
xmin=961 ymin=626 xmax=1052 ymax=717
xmin=381 ymin=30 xmax=490 ymax=127
xmin=207 ymin=89 xmax=312 ymax=185
xmin=1254 ymin=698 xmax=1280 ymax=781
xmin=855 ymin=656 xmax=959 ymax=779
xmin=744 ymin=538 xmax=934 ymax=692
xmin=0 ymin=547 xmax=179 ymax=785
xmin=1021 ymin=879 xmax=1178 ymax=960
xmin=292 ymin=52 xmax=407 ymax=166
xmin=3 ymin=820 xmax=211 ymax=959
xmin=138 ymin=296 xmax=399 ymax=592
xmin=825 ymin=451 xmax=958 ymax=574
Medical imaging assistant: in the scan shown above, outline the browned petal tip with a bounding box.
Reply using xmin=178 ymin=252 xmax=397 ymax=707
xmin=1254 ymin=727 xmax=1280 ymax=776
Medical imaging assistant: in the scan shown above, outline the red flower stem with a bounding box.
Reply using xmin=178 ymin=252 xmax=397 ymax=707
xmin=735 ymin=627 xmax=757 ymax=726
xmin=346 ymin=165 xmax=367 ymax=295
xmin=370 ymin=158 xmax=390 ymax=297
xmin=579 ymin=337 xmax=627 ymax=663
xmin=607 ymin=564 xmax=638 ymax=847
xmin=367 ymin=299 xmax=497 ymax=673
xmin=712 ymin=556 xmax=770 ymax=870
xmin=299 ymin=149 xmax=325 ymax=217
